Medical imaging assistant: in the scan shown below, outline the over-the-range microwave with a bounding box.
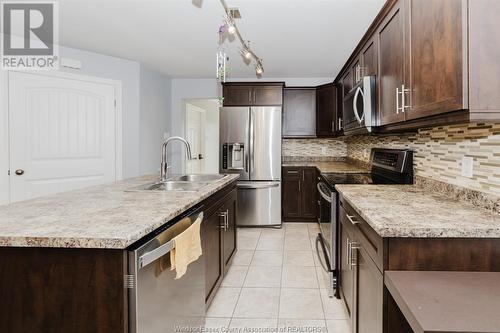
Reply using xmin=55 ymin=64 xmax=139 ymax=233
xmin=343 ymin=75 xmax=376 ymax=135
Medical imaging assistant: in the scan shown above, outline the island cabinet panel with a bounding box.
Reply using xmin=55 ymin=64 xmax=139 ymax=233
xmin=0 ymin=248 xmax=128 ymax=333
xmin=201 ymin=203 xmax=224 ymax=304
xmin=221 ymin=188 xmax=237 ymax=273
xmin=200 ymin=183 xmax=238 ymax=306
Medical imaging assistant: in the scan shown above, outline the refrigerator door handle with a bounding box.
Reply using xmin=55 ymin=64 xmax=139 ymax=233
xmin=249 ymin=108 xmax=255 ymax=177
xmin=237 ymin=182 xmax=280 ymax=189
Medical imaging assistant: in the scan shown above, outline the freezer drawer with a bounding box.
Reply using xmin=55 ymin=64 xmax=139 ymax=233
xmin=237 ymin=181 xmax=281 ymax=227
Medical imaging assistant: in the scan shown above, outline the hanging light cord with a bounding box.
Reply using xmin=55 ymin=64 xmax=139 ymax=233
xmin=218 ymin=0 xmax=264 ymax=75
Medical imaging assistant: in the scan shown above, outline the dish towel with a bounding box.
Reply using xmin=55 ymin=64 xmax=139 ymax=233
xmin=170 ymin=215 xmax=203 ymax=279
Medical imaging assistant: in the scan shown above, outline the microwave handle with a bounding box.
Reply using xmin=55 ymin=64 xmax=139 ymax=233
xmin=353 ymin=86 xmax=365 ymax=124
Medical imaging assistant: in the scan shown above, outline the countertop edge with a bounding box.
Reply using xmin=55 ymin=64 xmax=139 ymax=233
xmin=0 ymin=175 xmax=239 ymax=250
xmin=336 ymin=185 xmax=500 ymax=238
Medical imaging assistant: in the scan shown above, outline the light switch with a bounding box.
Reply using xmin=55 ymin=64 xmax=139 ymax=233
xmin=461 ymin=156 xmax=473 ymax=178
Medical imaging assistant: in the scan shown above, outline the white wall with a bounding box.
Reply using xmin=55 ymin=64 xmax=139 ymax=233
xmin=0 ymin=71 xmax=9 ymax=205
xmin=169 ymin=77 xmax=332 ymax=172
xmin=139 ymin=65 xmax=171 ymax=175
xmin=59 ymin=46 xmax=141 ymax=178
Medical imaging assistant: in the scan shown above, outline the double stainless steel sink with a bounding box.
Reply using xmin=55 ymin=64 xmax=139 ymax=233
xmin=129 ymin=174 xmax=227 ymax=192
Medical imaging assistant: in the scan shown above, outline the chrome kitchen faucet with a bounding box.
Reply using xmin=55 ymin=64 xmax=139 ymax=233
xmin=160 ymin=136 xmax=194 ymax=181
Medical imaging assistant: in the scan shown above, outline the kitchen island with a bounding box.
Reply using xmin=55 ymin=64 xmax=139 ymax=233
xmin=0 ymin=174 xmax=239 ymax=333
xmin=335 ymin=184 xmax=500 ymax=333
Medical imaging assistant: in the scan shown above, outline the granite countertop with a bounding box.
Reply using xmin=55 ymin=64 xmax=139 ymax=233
xmin=282 ymin=161 xmax=369 ymax=174
xmin=335 ymin=185 xmax=500 ymax=238
xmin=0 ymin=174 xmax=239 ymax=249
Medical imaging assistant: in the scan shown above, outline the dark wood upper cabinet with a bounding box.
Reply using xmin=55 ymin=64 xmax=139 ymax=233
xmin=282 ymin=167 xmax=317 ymax=222
xmin=283 ymin=88 xmax=316 ymax=137
xmin=376 ymin=1 xmax=406 ymax=126
xmin=341 ymin=69 xmax=353 ymax=98
xmin=253 ymin=85 xmax=283 ymax=106
xmin=405 ymin=0 xmax=464 ymax=120
xmin=361 ymin=38 xmax=378 ymax=77
xmin=222 ymin=83 xmax=283 ymax=106
xmin=222 ymin=85 xmax=253 ymax=106
xmin=334 ymin=0 xmax=500 ymax=132
xmin=316 ymin=83 xmax=339 ymax=137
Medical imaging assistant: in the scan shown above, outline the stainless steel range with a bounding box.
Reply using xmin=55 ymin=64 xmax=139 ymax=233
xmin=315 ymin=148 xmax=413 ymax=298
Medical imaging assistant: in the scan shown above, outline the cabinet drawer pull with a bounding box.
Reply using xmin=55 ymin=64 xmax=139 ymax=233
xmin=287 ymin=170 xmax=299 ymax=175
xmin=346 ymin=214 xmax=359 ymax=225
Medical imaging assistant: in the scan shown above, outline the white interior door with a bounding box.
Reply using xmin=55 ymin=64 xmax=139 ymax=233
xmin=9 ymin=71 xmax=118 ymax=202
xmin=185 ymin=104 xmax=205 ymax=174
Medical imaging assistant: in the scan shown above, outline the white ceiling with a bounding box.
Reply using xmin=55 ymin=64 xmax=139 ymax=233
xmin=59 ymin=0 xmax=385 ymax=79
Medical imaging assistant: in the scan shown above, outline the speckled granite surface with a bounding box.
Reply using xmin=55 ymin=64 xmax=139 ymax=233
xmin=335 ymin=185 xmax=500 ymax=238
xmin=0 ymin=174 xmax=239 ymax=249
xmin=282 ymin=160 xmax=369 ymax=174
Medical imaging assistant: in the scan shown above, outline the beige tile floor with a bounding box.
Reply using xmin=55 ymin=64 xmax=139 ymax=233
xmin=205 ymin=222 xmax=351 ymax=333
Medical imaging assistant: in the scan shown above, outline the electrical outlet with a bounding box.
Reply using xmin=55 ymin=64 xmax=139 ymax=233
xmin=461 ymin=156 xmax=474 ymax=178
xmin=321 ymin=147 xmax=327 ymax=155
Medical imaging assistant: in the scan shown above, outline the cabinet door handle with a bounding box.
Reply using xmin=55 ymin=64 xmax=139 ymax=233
xmin=396 ymin=87 xmax=402 ymax=114
xmin=248 ymin=90 xmax=252 ymax=103
xmin=346 ymin=214 xmax=359 ymax=225
xmin=338 ymin=118 xmax=343 ymax=130
xmin=347 ymin=239 xmax=352 ymax=270
xmin=219 ymin=211 xmax=228 ymax=230
xmin=253 ymin=90 xmax=256 ymax=103
xmin=302 ymin=171 xmax=305 ymax=182
xmin=402 ymin=84 xmax=411 ymax=112
xmin=350 ymin=242 xmax=360 ymax=269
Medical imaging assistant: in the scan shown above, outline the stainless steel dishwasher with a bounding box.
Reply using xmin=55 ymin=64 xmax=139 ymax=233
xmin=127 ymin=206 xmax=205 ymax=333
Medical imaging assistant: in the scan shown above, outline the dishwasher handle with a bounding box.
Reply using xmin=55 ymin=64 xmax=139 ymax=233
xmin=138 ymin=211 xmax=204 ymax=269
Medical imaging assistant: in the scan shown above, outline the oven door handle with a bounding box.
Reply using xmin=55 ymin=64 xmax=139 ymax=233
xmin=315 ymin=234 xmax=332 ymax=272
xmin=317 ymin=182 xmax=332 ymax=203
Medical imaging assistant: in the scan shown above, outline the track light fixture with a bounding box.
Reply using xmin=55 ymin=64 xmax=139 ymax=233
xmin=217 ymin=0 xmax=265 ymax=78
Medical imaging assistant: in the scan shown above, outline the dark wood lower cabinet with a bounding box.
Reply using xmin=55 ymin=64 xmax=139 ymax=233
xmin=0 ymin=182 xmax=238 ymax=332
xmin=0 ymin=248 xmax=128 ymax=333
xmin=338 ymin=196 xmax=500 ymax=333
xmin=282 ymin=167 xmax=318 ymax=222
xmin=201 ymin=185 xmax=238 ymax=306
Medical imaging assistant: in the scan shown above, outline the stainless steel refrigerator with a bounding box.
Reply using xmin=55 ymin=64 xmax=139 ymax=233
xmin=219 ymin=106 xmax=282 ymax=227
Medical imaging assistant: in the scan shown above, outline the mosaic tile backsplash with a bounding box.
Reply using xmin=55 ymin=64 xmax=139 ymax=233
xmin=345 ymin=123 xmax=500 ymax=198
xmin=281 ymin=123 xmax=500 ymax=200
xmin=282 ymin=138 xmax=347 ymax=160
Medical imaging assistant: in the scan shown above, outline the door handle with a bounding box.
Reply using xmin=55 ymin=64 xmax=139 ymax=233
xmin=402 ymin=84 xmax=411 ymax=112
xmin=350 ymin=242 xmax=360 ymax=269
xmin=15 ymin=169 xmax=25 ymax=176
xmin=353 ymin=86 xmax=364 ymax=124
xmin=396 ymin=87 xmax=402 ymax=114
xmin=346 ymin=214 xmax=359 ymax=225
xmin=219 ymin=211 xmax=228 ymax=230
